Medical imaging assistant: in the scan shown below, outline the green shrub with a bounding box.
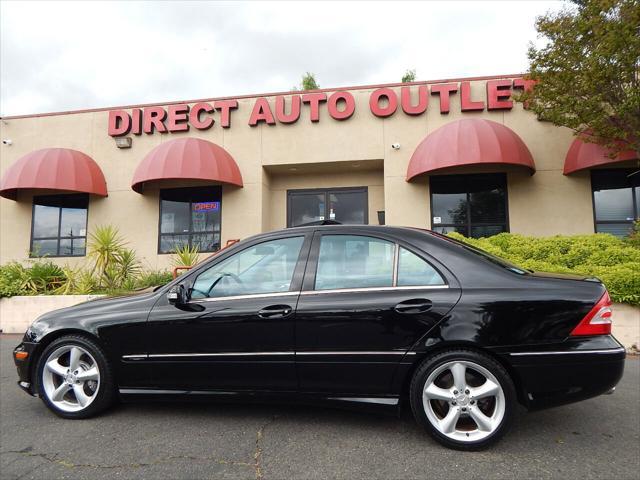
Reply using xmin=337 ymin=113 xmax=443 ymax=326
xmin=0 ymin=262 xmax=30 ymax=297
xmin=448 ymin=232 xmax=640 ymax=305
xmin=135 ymin=270 xmax=174 ymax=289
xmin=0 ymin=259 xmax=66 ymax=297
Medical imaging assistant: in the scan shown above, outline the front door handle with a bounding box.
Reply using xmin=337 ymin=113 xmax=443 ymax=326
xmin=257 ymin=304 xmax=293 ymax=319
xmin=394 ymin=298 xmax=433 ymax=314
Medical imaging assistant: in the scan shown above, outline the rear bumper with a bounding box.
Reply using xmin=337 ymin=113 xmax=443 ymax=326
xmin=499 ymin=336 xmax=626 ymax=410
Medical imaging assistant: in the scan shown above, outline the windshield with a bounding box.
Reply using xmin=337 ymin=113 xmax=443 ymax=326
xmin=429 ymin=231 xmax=530 ymax=275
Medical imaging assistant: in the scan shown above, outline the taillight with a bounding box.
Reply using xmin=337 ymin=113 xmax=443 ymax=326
xmin=570 ymin=291 xmax=613 ymax=336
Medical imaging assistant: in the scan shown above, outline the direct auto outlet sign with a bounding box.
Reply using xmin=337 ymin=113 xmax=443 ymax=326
xmin=108 ymin=78 xmax=534 ymax=136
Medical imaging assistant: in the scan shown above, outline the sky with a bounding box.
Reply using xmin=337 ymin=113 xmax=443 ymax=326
xmin=0 ymin=0 xmax=564 ymax=117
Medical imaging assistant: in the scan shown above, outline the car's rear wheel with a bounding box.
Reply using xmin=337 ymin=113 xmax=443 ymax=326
xmin=410 ymin=349 xmax=516 ymax=450
xmin=36 ymin=335 xmax=115 ymax=418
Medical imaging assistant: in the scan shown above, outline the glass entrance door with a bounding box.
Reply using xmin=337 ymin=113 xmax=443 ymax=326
xmin=287 ymin=187 xmax=368 ymax=227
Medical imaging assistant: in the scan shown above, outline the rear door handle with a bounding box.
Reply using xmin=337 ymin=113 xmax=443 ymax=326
xmin=394 ymin=298 xmax=433 ymax=314
xmin=257 ymin=304 xmax=293 ymax=319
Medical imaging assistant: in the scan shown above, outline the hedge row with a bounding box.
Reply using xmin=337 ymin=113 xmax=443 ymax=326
xmin=447 ymin=232 xmax=640 ymax=305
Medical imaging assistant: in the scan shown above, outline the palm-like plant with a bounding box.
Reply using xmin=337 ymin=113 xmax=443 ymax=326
xmin=172 ymin=244 xmax=200 ymax=268
xmin=25 ymin=261 xmax=65 ymax=294
xmin=88 ymin=225 xmax=126 ymax=288
xmin=116 ymin=248 xmax=142 ymax=283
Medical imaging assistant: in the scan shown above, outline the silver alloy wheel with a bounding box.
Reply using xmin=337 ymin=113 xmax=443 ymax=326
xmin=422 ymin=360 xmax=505 ymax=442
xmin=42 ymin=345 xmax=100 ymax=413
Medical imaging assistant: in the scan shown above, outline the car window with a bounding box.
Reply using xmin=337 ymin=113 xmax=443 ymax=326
xmin=315 ymin=235 xmax=394 ymax=290
xmin=397 ymin=247 xmax=445 ymax=286
xmin=190 ymin=236 xmax=304 ymax=299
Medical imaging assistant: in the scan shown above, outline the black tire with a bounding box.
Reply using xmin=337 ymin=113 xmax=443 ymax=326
xmin=409 ymin=349 xmax=516 ymax=450
xmin=36 ymin=334 xmax=116 ymax=419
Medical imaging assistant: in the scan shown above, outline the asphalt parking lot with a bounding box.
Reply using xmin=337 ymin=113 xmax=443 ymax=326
xmin=1 ymin=335 xmax=638 ymax=480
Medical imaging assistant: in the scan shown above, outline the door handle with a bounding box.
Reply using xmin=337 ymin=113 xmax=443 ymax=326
xmin=394 ymin=298 xmax=432 ymax=314
xmin=257 ymin=304 xmax=293 ymax=319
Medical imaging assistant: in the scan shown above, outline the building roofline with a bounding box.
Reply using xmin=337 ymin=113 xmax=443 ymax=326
xmin=0 ymin=73 xmax=525 ymax=121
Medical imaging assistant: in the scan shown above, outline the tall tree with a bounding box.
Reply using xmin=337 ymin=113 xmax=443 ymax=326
xmin=402 ymin=69 xmax=417 ymax=83
xmin=518 ymin=0 xmax=640 ymax=155
xmin=301 ymin=72 xmax=320 ymax=90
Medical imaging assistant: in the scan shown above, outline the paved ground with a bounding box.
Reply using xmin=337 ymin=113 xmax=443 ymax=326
xmin=1 ymin=335 xmax=638 ymax=480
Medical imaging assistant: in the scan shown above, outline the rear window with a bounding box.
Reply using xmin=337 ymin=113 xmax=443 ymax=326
xmin=429 ymin=231 xmax=530 ymax=275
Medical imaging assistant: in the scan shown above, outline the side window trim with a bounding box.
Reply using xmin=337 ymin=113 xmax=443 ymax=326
xmin=303 ymin=231 xmax=449 ymax=293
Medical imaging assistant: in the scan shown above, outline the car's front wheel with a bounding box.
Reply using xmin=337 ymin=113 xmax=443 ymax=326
xmin=36 ymin=334 xmax=115 ymax=418
xmin=410 ymin=349 xmax=516 ymax=450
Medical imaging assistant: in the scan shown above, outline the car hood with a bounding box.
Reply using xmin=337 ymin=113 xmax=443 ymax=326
xmin=25 ymin=289 xmax=161 ymax=342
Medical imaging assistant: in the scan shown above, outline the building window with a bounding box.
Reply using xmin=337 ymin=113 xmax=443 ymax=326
xmin=287 ymin=187 xmax=368 ymax=227
xmin=159 ymin=186 xmax=222 ymax=254
xmin=430 ymin=173 xmax=508 ymax=238
xmin=31 ymin=194 xmax=88 ymax=257
xmin=591 ymin=169 xmax=639 ymax=237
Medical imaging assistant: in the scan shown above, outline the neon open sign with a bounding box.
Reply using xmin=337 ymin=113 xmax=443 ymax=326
xmin=192 ymin=202 xmax=220 ymax=212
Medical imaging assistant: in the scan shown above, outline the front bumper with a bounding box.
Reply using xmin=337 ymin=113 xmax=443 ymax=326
xmin=498 ymin=335 xmax=626 ymax=410
xmin=13 ymin=341 xmax=39 ymax=396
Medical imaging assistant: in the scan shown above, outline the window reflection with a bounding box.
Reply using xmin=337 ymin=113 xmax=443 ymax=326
xmin=315 ymin=235 xmax=394 ymax=290
xmin=159 ymin=186 xmax=221 ymax=253
xmin=191 ymin=237 xmax=303 ymax=299
xmin=592 ymin=169 xmax=639 ymax=237
xmin=288 ymin=188 xmax=367 ymax=227
xmin=31 ymin=194 xmax=88 ymax=257
xmin=430 ymin=174 xmax=508 ymax=238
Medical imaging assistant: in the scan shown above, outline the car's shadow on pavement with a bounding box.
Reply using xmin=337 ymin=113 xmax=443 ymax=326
xmin=106 ymin=395 xmax=600 ymax=444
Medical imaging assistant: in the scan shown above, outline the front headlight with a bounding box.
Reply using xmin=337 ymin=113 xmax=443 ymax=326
xmin=25 ymin=318 xmax=47 ymax=342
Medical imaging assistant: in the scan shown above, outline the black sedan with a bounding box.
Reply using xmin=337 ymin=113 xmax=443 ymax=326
xmin=13 ymin=225 xmax=625 ymax=450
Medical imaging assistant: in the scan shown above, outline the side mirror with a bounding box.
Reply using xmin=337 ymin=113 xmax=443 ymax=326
xmin=167 ymin=285 xmax=187 ymax=305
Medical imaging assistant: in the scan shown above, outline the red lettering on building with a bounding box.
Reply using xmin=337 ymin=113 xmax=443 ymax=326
xmin=401 ymin=86 xmax=428 ymax=115
xmin=327 ymin=92 xmax=355 ymax=120
xmin=301 ymin=93 xmax=327 ymax=122
xmin=106 ymin=78 xmax=531 ymax=136
xmin=131 ymin=109 xmax=142 ymax=135
xmin=430 ymin=83 xmax=458 ymax=114
xmin=143 ymin=107 xmax=167 ymax=133
xmin=369 ymin=88 xmax=398 ymax=118
xmin=248 ymin=98 xmax=276 ymax=126
xmin=513 ymin=78 xmax=536 ymax=93
xmin=460 ymin=82 xmax=485 ymax=111
xmin=189 ymin=103 xmax=215 ymax=130
xmin=108 ymin=110 xmax=131 ymax=136
xmin=167 ymin=104 xmax=190 ymax=132
xmin=275 ymin=95 xmax=301 ymax=124
xmin=487 ymin=80 xmax=513 ymax=110
xmin=214 ymin=100 xmax=238 ymax=128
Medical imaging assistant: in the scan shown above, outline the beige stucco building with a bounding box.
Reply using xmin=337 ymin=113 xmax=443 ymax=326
xmin=1 ymin=74 xmax=638 ymax=270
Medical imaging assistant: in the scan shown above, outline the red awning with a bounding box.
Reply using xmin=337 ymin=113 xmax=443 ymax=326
xmin=0 ymin=148 xmax=108 ymax=200
xmin=406 ymin=119 xmax=535 ymax=181
xmin=563 ymin=137 xmax=637 ymax=175
xmin=132 ymin=138 xmax=243 ymax=193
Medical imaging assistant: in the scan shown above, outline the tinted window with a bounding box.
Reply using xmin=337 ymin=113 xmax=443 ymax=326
xmin=288 ymin=188 xmax=368 ymax=227
xmin=431 ymin=174 xmax=508 ymax=238
xmin=31 ymin=194 xmax=88 ymax=257
xmin=315 ymin=235 xmax=394 ymax=290
xmin=397 ymin=247 xmax=445 ymax=286
xmin=592 ymin=169 xmax=639 ymax=237
xmin=159 ymin=186 xmax=221 ymax=253
xmin=191 ymin=236 xmax=304 ymax=299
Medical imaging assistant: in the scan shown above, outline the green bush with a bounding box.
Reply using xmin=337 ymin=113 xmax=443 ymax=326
xmin=448 ymin=232 xmax=640 ymax=305
xmin=135 ymin=270 xmax=174 ymax=289
xmin=0 ymin=260 xmax=66 ymax=298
